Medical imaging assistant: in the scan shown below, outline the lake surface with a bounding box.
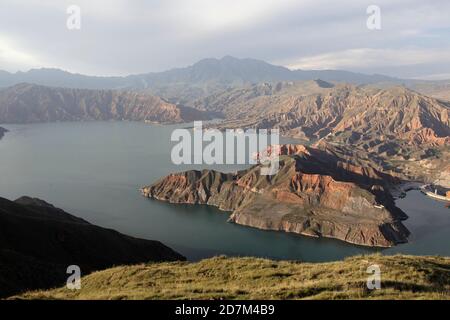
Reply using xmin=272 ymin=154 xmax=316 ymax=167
xmin=0 ymin=121 xmax=448 ymax=261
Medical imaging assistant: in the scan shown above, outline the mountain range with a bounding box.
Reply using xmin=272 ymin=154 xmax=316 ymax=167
xmin=0 ymin=56 xmax=401 ymax=89
xmin=3 ymin=56 xmax=447 ymax=105
xmin=201 ymin=80 xmax=449 ymax=186
xmin=208 ymin=81 xmax=449 ymax=146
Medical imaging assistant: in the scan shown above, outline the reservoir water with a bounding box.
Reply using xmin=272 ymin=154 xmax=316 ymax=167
xmin=0 ymin=121 xmax=448 ymax=261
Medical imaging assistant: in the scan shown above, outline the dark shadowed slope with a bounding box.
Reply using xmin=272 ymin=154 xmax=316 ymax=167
xmin=0 ymin=196 xmax=184 ymax=298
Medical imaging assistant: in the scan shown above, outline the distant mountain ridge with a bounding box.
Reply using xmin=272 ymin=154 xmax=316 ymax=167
xmin=0 ymin=56 xmax=417 ymax=105
xmin=0 ymin=56 xmax=401 ymax=90
xmin=2 ymin=56 xmax=447 ymax=105
xmin=0 ymin=83 xmax=213 ymax=124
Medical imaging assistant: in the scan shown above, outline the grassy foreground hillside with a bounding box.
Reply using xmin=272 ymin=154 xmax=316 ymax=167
xmin=17 ymin=254 xmax=450 ymax=300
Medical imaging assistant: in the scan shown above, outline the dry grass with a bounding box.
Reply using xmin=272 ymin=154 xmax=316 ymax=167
xmin=15 ymin=254 xmax=450 ymax=300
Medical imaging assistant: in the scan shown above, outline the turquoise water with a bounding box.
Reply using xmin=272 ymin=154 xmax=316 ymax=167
xmin=0 ymin=121 xmax=448 ymax=261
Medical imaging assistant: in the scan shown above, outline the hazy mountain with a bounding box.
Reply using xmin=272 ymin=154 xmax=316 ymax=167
xmin=4 ymin=56 xmax=447 ymax=107
xmin=0 ymin=83 xmax=213 ymax=124
xmin=0 ymin=56 xmax=400 ymax=88
xmin=0 ymin=196 xmax=184 ymax=298
xmin=0 ymin=68 xmax=125 ymax=90
xmin=409 ymin=80 xmax=450 ymax=101
xmin=133 ymin=56 xmax=296 ymax=86
xmin=0 ymin=56 xmax=408 ymax=103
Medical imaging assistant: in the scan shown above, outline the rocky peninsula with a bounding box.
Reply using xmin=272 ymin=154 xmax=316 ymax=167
xmin=142 ymin=145 xmax=410 ymax=248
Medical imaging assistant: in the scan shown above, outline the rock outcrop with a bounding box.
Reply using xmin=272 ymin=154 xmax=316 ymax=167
xmin=0 ymin=196 xmax=184 ymax=298
xmin=142 ymin=146 xmax=409 ymax=248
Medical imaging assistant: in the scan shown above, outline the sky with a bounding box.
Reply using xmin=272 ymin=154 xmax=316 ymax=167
xmin=0 ymin=0 xmax=449 ymax=79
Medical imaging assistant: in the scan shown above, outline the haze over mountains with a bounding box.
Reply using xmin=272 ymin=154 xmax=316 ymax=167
xmin=0 ymin=56 xmax=400 ymax=90
xmin=1 ymin=56 xmax=448 ymax=105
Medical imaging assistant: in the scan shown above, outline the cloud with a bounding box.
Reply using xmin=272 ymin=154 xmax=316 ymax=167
xmin=163 ymin=0 xmax=300 ymax=34
xmin=0 ymin=0 xmax=449 ymax=79
xmin=286 ymin=48 xmax=450 ymax=71
xmin=412 ymin=73 xmax=450 ymax=81
xmin=0 ymin=35 xmax=42 ymax=72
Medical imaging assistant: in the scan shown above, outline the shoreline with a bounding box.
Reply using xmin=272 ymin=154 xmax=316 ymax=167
xmin=419 ymin=184 xmax=450 ymax=202
xmin=391 ymin=181 xmax=450 ymax=202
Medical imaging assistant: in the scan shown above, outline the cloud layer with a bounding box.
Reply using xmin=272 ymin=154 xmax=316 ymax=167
xmin=0 ymin=0 xmax=449 ymax=79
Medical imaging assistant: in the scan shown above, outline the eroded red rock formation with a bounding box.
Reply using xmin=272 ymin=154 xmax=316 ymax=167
xmin=142 ymin=145 xmax=409 ymax=247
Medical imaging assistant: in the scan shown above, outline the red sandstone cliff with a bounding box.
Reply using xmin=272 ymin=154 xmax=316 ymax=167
xmin=142 ymin=146 xmax=409 ymax=247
